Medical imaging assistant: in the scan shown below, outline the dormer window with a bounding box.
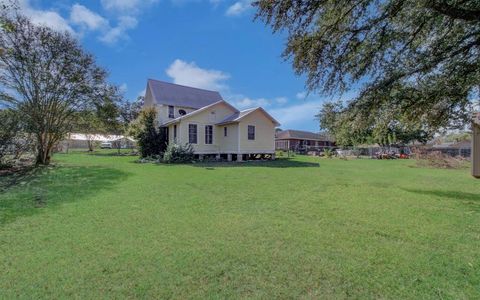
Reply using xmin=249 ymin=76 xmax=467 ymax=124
xmin=168 ymin=106 xmax=174 ymax=118
xmin=178 ymin=109 xmax=186 ymax=116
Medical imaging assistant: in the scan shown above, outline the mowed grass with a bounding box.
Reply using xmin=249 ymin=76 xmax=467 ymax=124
xmin=0 ymin=151 xmax=479 ymax=299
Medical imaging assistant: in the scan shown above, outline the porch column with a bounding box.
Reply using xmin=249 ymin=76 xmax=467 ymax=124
xmin=199 ymin=154 xmax=204 ymax=161
xmin=237 ymin=153 xmax=243 ymax=162
xmin=271 ymin=153 xmax=276 ymax=160
xmin=216 ymin=154 xmax=221 ymax=160
xmin=227 ymin=154 xmax=232 ymax=162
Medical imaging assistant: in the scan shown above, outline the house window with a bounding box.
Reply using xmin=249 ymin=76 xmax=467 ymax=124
xmin=168 ymin=105 xmax=174 ymax=118
xmin=248 ymin=125 xmax=255 ymax=140
xmin=173 ymin=124 xmax=177 ymax=141
xmin=189 ymin=124 xmax=197 ymax=144
xmin=224 ymin=127 xmax=227 ymax=137
xmin=205 ymin=125 xmax=213 ymax=144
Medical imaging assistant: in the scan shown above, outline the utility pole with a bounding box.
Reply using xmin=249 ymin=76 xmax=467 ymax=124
xmin=473 ymin=112 xmax=480 ymax=178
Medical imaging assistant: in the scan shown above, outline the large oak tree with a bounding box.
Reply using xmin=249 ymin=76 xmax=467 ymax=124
xmin=255 ymin=0 xmax=480 ymax=143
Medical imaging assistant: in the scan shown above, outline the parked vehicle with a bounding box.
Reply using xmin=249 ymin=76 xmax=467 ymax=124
xmin=100 ymin=142 xmax=113 ymax=149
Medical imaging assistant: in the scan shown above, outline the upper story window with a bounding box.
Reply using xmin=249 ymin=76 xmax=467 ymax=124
xmin=168 ymin=105 xmax=174 ymax=118
xmin=224 ymin=127 xmax=227 ymax=137
xmin=205 ymin=125 xmax=213 ymax=144
xmin=178 ymin=109 xmax=187 ymax=116
xmin=189 ymin=124 xmax=197 ymax=144
xmin=248 ymin=125 xmax=255 ymax=140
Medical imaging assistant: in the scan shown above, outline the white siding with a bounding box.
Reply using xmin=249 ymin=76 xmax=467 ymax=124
xmin=237 ymin=110 xmax=276 ymax=153
xmin=174 ymin=102 xmax=237 ymax=154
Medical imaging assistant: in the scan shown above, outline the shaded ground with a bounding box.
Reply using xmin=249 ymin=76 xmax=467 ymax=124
xmin=0 ymin=153 xmax=479 ymax=298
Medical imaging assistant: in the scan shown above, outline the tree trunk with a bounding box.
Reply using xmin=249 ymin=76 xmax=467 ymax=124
xmin=87 ymin=140 xmax=94 ymax=152
xmin=35 ymin=134 xmax=52 ymax=165
xmin=36 ymin=145 xmax=51 ymax=165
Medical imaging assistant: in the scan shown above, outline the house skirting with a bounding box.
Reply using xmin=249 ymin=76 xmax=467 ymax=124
xmin=193 ymin=151 xmax=276 ymax=162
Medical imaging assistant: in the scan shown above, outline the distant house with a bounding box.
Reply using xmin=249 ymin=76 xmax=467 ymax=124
xmin=143 ymin=79 xmax=280 ymax=161
xmin=430 ymin=140 xmax=471 ymax=157
xmin=275 ymin=130 xmax=335 ymax=151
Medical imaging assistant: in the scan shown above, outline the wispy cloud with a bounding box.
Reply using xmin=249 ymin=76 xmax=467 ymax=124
xmin=296 ymin=91 xmax=307 ymax=99
xmin=165 ymin=58 xmax=290 ymax=112
xmin=231 ymin=96 xmax=288 ymax=109
xmin=225 ymin=0 xmax=252 ymax=16
xmin=69 ymin=4 xmax=138 ymax=44
xmin=269 ymin=101 xmax=323 ymax=130
xmin=99 ymin=16 xmax=138 ymax=44
xmin=6 ymin=1 xmax=154 ymax=45
xmin=100 ymin=0 xmax=159 ymax=13
xmin=70 ymin=4 xmax=108 ymax=31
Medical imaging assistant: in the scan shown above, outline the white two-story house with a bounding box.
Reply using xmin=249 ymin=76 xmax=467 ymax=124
xmin=143 ymin=79 xmax=280 ymax=161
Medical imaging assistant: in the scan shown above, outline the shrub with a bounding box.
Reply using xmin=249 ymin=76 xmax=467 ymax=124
xmin=163 ymin=143 xmax=195 ymax=163
xmin=324 ymin=148 xmax=333 ymax=158
xmin=129 ymin=108 xmax=166 ymax=158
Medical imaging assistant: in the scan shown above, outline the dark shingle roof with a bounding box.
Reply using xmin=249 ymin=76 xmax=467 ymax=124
xmin=276 ymin=129 xmax=332 ymax=141
xmin=147 ymin=79 xmax=223 ymax=109
xmin=216 ymin=108 xmax=256 ymax=124
xmin=216 ymin=107 xmax=281 ymax=126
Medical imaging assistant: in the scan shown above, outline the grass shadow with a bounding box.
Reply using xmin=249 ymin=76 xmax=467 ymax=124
xmin=87 ymin=152 xmax=138 ymax=157
xmin=0 ymin=165 xmax=129 ymax=226
xmin=191 ymin=158 xmax=320 ymax=168
xmin=403 ymin=188 xmax=480 ymax=211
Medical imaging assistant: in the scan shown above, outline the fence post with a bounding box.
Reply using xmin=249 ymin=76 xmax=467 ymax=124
xmin=473 ymin=112 xmax=480 ymax=178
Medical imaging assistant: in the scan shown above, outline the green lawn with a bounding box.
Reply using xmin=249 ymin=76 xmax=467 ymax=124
xmin=1 ymin=152 xmax=479 ymax=298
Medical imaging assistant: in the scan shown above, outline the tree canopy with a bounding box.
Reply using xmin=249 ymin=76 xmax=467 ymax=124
xmin=0 ymin=13 xmax=120 ymax=164
xmin=255 ymin=0 xmax=480 ymax=143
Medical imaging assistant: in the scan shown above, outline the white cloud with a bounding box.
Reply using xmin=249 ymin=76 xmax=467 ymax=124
xmin=166 ymin=59 xmax=230 ymax=91
xmin=69 ymin=4 xmax=138 ymax=45
xmin=14 ymin=0 xmax=74 ymax=34
xmin=70 ymin=4 xmax=108 ymax=31
xmin=225 ymin=0 xmax=252 ymax=16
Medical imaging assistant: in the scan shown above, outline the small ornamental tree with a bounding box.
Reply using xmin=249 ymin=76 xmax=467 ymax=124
xmin=130 ymin=108 xmax=166 ymax=157
xmin=0 ymin=13 xmax=118 ymax=165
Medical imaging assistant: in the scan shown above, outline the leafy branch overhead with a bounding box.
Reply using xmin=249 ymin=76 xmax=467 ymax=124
xmin=255 ymin=0 xmax=480 ymax=144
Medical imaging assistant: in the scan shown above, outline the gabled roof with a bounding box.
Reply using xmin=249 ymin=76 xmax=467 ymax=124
xmin=216 ymin=107 xmax=281 ymax=127
xmin=163 ymin=100 xmax=239 ymax=126
xmin=276 ymin=130 xmax=332 ymax=141
xmin=147 ymin=79 xmax=223 ymax=109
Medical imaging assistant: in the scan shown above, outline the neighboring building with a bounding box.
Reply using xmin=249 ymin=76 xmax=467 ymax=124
xmin=430 ymin=140 xmax=472 ymax=157
xmin=61 ymin=133 xmax=136 ymax=150
xmin=143 ymin=79 xmax=280 ymax=161
xmin=275 ymin=129 xmax=335 ymax=152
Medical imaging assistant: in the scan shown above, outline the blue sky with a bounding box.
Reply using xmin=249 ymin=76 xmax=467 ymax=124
xmin=12 ymin=0 xmax=355 ymax=131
